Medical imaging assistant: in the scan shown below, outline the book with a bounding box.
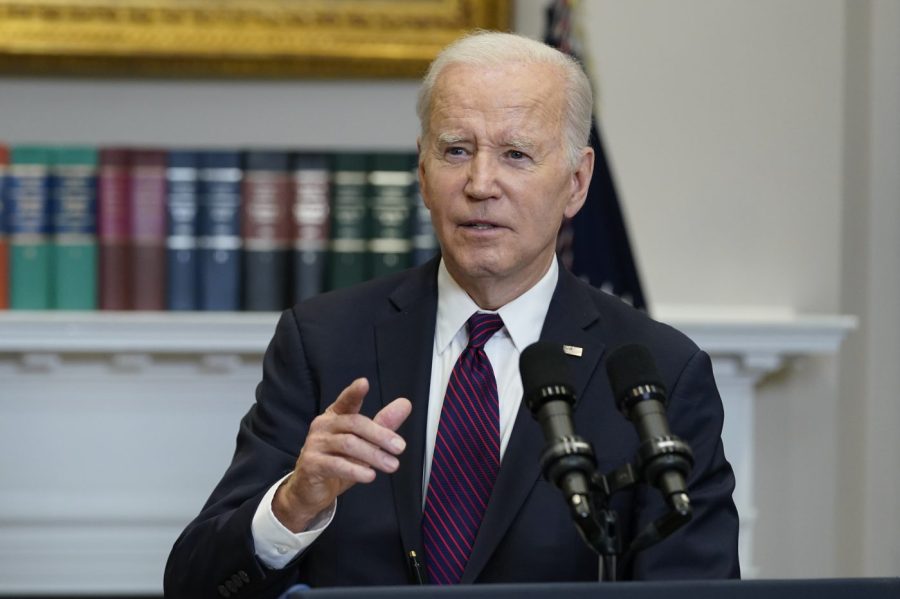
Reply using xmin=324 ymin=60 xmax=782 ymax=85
xmin=242 ymin=150 xmax=292 ymax=311
xmin=290 ymin=153 xmax=330 ymax=302
xmin=0 ymin=144 xmax=8 ymax=309
xmin=8 ymin=146 xmax=53 ymax=310
xmin=130 ymin=149 xmax=167 ymax=310
xmin=165 ymin=150 xmax=200 ymax=311
xmin=409 ymin=152 xmax=440 ymax=266
xmin=198 ymin=151 xmax=243 ymax=311
xmin=368 ymin=152 xmax=415 ymax=279
xmin=98 ymin=148 xmax=133 ymax=310
xmin=50 ymin=146 xmax=98 ymax=310
xmin=327 ymin=152 xmax=369 ymax=290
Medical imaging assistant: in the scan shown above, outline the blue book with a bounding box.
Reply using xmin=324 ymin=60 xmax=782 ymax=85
xmin=166 ymin=151 xmax=200 ymax=310
xmin=198 ymin=151 xmax=243 ymax=311
xmin=8 ymin=146 xmax=53 ymax=309
xmin=242 ymin=150 xmax=292 ymax=311
xmin=0 ymin=144 xmax=8 ymax=309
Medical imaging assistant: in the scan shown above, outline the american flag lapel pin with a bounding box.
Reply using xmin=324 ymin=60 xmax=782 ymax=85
xmin=562 ymin=345 xmax=583 ymax=357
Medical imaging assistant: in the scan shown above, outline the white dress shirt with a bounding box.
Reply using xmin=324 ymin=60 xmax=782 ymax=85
xmin=251 ymin=258 xmax=558 ymax=568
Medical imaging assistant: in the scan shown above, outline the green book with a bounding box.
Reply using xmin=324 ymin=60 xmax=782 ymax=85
xmin=51 ymin=147 xmax=98 ymax=310
xmin=327 ymin=152 xmax=370 ymax=290
xmin=8 ymin=146 xmax=53 ymax=310
xmin=409 ymin=151 xmax=439 ymax=266
xmin=368 ymin=152 xmax=414 ymax=279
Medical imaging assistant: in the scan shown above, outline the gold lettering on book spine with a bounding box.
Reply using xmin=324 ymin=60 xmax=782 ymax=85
xmin=0 ymin=0 xmax=511 ymax=78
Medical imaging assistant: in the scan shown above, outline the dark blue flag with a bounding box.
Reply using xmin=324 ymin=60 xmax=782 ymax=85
xmin=545 ymin=0 xmax=648 ymax=310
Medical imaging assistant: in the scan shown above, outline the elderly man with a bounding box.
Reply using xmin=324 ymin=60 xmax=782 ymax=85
xmin=165 ymin=31 xmax=739 ymax=598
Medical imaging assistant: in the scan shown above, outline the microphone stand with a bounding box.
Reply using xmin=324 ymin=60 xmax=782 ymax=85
xmin=539 ymin=435 xmax=694 ymax=582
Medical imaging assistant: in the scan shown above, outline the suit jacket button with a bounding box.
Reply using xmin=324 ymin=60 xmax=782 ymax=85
xmin=231 ymin=574 xmax=244 ymax=588
xmin=217 ymin=584 xmax=231 ymax=598
xmin=238 ymin=570 xmax=250 ymax=583
xmin=225 ymin=579 xmax=238 ymax=593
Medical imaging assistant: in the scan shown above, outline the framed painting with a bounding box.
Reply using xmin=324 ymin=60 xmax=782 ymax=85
xmin=0 ymin=0 xmax=512 ymax=78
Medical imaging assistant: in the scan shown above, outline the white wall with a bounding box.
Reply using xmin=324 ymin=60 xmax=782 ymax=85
xmin=838 ymin=0 xmax=900 ymax=577
xmin=582 ymin=0 xmax=848 ymax=578
xmin=0 ymin=79 xmax=420 ymax=149
xmin=519 ymin=0 xmax=899 ymax=578
xmin=518 ymin=0 xmax=845 ymax=313
xmin=2 ymin=0 xmax=897 ymax=581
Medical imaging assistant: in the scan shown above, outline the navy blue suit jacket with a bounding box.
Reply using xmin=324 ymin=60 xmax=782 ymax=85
xmin=164 ymin=258 xmax=739 ymax=598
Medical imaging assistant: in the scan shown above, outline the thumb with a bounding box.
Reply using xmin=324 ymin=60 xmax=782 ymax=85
xmin=374 ymin=397 xmax=412 ymax=432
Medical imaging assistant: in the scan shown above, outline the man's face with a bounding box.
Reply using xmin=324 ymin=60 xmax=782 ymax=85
xmin=419 ymin=61 xmax=593 ymax=307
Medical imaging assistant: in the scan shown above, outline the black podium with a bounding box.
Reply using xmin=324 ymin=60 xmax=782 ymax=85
xmin=284 ymin=578 xmax=899 ymax=599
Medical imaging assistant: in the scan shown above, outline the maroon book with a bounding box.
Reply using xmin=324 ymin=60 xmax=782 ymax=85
xmin=130 ymin=150 xmax=167 ymax=310
xmin=241 ymin=151 xmax=292 ymax=311
xmin=98 ymin=148 xmax=133 ymax=310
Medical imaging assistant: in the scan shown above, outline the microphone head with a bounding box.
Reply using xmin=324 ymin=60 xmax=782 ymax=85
xmin=519 ymin=341 xmax=575 ymax=412
xmin=605 ymin=344 xmax=667 ymax=413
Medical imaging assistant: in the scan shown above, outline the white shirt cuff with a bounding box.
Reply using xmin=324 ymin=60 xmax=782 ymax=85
xmin=251 ymin=473 xmax=337 ymax=569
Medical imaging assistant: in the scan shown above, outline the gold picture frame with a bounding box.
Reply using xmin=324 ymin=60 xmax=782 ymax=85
xmin=0 ymin=0 xmax=512 ymax=78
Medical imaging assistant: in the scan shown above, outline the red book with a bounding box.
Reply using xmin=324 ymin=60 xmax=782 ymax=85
xmin=0 ymin=143 xmax=9 ymax=309
xmin=98 ymin=148 xmax=134 ymax=310
xmin=130 ymin=150 xmax=167 ymax=310
xmin=242 ymin=151 xmax=292 ymax=311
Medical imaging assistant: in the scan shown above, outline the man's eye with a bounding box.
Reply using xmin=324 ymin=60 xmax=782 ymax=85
xmin=508 ymin=150 xmax=526 ymax=160
xmin=447 ymin=147 xmax=467 ymax=156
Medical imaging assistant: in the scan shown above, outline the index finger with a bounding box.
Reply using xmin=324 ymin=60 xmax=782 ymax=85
xmin=328 ymin=377 xmax=369 ymax=416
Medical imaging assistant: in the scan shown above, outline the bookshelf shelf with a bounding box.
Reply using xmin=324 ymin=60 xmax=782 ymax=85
xmin=0 ymin=310 xmax=279 ymax=355
xmin=0 ymin=308 xmax=854 ymax=592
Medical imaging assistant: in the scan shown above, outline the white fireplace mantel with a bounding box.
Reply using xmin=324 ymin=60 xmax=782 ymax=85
xmin=0 ymin=310 xmax=855 ymax=593
xmin=656 ymin=307 xmax=856 ymax=578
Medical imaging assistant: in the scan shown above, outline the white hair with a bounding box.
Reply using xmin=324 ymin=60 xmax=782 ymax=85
xmin=416 ymin=30 xmax=593 ymax=169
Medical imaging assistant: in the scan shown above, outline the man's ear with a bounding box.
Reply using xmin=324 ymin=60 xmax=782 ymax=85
xmin=416 ymin=137 xmax=433 ymax=210
xmin=564 ymin=146 xmax=595 ymax=219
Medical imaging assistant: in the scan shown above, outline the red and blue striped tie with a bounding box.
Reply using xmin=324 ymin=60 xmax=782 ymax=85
xmin=423 ymin=312 xmax=504 ymax=584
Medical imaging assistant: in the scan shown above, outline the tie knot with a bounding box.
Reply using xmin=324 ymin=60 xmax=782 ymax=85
xmin=466 ymin=312 xmax=504 ymax=349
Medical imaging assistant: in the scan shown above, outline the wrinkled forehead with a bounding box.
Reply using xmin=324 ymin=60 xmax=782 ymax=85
xmin=433 ymin=60 xmax=565 ymax=99
xmin=428 ymin=61 xmax=567 ymax=129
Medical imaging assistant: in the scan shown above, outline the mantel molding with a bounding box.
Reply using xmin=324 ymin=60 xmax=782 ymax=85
xmin=659 ymin=309 xmax=857 ymax=380
xmin=0 ymin=308 xmax=856 ymax=590
xmin=0 ymin=309 xmax=857 ymax=358
xmin=0 ymin=311 xmax=279 ymax=355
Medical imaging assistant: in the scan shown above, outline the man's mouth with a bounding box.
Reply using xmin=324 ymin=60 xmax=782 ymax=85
xmin=462 ymin=221 xmax=500 ymax=230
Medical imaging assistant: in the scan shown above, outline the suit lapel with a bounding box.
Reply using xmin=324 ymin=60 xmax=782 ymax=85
xmin=460 ymin=266 xmax=605 ymax=582
xmin=375 ymin=260 xmax=439 ymax=561
xmin=537 ymin=268 xmax=607 ymax=412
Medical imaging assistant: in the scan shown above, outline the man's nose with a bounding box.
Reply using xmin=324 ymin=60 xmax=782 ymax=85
xmin=463 ymin=153 xmax=500 ymax=200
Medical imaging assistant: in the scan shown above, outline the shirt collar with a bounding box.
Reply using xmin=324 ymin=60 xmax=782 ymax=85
xmin=435 ymin=257 xmax=559 ymax=354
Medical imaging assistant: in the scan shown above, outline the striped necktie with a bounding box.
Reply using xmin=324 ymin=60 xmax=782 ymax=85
xmin=423 ymin=312 xmax=504 ymax=584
